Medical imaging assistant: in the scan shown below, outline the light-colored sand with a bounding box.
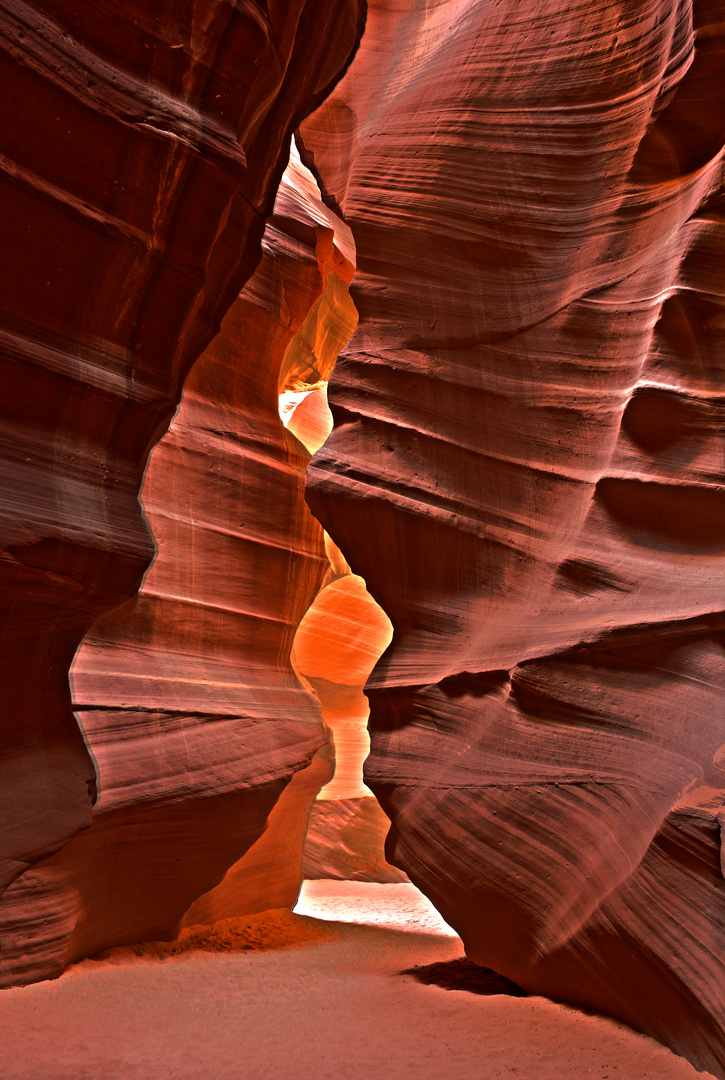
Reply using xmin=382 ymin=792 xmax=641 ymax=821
xmin=0 ymin=882 xmax=715 ymax=1080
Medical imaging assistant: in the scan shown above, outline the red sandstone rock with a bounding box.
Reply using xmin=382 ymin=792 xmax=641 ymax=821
xmin=0 ymin=147 xmax=358 ymax=981
xmin=181 ymin=742 xmax=335 ymax=927
xmin=0 ymin=0 xmax=365 ymax=984
xmin=302 ymin=797 xmax=408 ymax=883
xmin=2 ymin=7 xmax=723 ymax=1077
xmin=292 ymin=560 xmax=400 ymax=881
xmin=300 ymin=1 xmax=725 ymax=1074
xmin=278 ymin=262 xmax=399 ymax=880
xmin=293 ymin=570 xmax=392 ymax=800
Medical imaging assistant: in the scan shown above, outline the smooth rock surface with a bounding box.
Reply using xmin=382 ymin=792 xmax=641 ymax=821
xmin=291 ymin=539 xmax=399 ymax=880
xmin=300 ymin=1 xmax=725 ymax=1075
xmin=302 ymin=797 xmax=408 ymax=882
xmin=293 ymin=570 xmax=393 ymax=800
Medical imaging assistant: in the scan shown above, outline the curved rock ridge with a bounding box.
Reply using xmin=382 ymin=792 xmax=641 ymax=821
xmin=0 ymin=145 xmax=361 ymax=984
xmin=278 ymin=234 xmax=400 ymax=881
xmin=0 ymin=0 xmax=366 ymax=985
xmin=294 ymin=569 xmax=392 ymax=801
xmin=300 ymin=0 xmax=725 ymax=1074
xmin=291 ymin=546 xmax=403 ymax=882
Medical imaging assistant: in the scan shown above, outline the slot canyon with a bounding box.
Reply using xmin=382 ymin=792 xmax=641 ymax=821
xmin=0 ymin=1 xmax=723 ymax=1078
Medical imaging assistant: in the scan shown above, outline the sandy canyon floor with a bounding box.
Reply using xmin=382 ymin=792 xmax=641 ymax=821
xmin=0 ymin=881 xmax=715 ymax=1080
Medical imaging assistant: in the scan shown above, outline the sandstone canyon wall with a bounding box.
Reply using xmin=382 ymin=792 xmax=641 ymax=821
xmin=0 ymin=0 xmax=365 ymax=983
xmin=1 ymin=2 xmax=724 ymax=1076
xmin=299 ymin=1 xmax=725 ymax=1075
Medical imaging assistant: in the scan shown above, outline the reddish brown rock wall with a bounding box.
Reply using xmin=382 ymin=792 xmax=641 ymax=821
xmin=0 ymin=0 xmax=365 ymax=983
xmin=0 ymin=145 xmax=364 ymax=982
xmin=300 ymin=1 xmax=725 ymax=1074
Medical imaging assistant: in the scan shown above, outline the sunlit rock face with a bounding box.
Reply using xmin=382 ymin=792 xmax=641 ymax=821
xmin=0 ymin=0 xmax=365 ymax=985
xmin=300 ymin=1 xmax=725 ymax=1074
xmin=294 ymin=568 xmax=390 ymax=802
xmin=278 ymin=259 xmax=401 ymax=882
xmin=291 ymin=549 xmax=403 ymax=882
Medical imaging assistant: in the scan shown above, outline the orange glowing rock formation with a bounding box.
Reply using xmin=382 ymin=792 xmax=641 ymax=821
xmin=294 ymin=566 xmax=392 ymax=802
xmin=292 ymin=553 xmax=403 ymax=882
xmin=284 ymin=369 xmax=400 ymax=881
xmin=300 ymin=1 xmax=725 ymax=1075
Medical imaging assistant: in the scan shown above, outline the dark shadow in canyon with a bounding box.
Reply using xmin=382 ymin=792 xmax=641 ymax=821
xmin=402 ymin=957 xmax=528 ymax=998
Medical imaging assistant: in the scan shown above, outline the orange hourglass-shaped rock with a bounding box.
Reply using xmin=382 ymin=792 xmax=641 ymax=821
xmin=290 ymin=528 xmax=403 ymax=882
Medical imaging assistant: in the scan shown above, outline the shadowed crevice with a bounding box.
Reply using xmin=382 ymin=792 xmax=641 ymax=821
xmin=402 ymin=957 xmax=527 ymax=998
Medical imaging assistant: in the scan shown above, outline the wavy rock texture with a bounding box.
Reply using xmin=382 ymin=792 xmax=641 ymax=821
xmin=302 ymin=795 xmax=409 ymax=882
xmin=281 ymin=320 xmax=401 ymax=881
xmin=300 ymin=1 xmax=725 ymax=1074
xmin=0 ymin=146 xmax=360 ymax=983
xmin=291 ymin=553 xmax=403 ymax=881
xmin=294 ymin=564 xmax=389 ymax=802
xmin=280 ymin=313 xmax=401 ymax=883
xmin=0 ymin=0 xmax=366 ymax=985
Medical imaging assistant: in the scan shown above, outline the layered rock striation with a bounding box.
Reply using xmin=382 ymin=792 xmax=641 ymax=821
xmin=2 ymin=3 xmax=724 ymax=1074
xmin=291 ymin=545 xmax=403 ymax=881
xmin=0 ymin=0 xmax=365 ymax=984
xmin=300 ymin=1 xmax=725 ymax=1074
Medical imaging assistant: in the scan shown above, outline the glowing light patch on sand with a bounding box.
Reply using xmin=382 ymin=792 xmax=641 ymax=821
xmin=294 ymin=880 xmax=459 ymax=937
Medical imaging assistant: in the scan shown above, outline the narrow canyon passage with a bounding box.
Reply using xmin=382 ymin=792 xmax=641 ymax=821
xmin=0 ymin=3 xmax=723 ymax=1079
xmin=276 ymin=147 xmax=402 ymax=886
